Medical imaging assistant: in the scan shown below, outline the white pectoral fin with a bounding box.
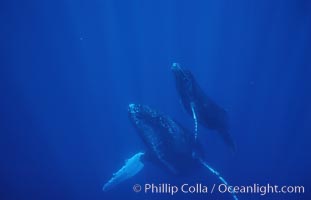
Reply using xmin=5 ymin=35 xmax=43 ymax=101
xmin=198 ymin=157 xmax=238 ymax=200
xmin=190 ymin=102 xmax=198 ymax=141
xmin=103 ymin=152 xmax=145 ymax=191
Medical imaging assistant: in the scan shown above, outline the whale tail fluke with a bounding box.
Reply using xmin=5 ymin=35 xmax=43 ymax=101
xmin=103 ymin=152 xmax=145 ymax=191
xmin=198 ymin=158 xmax=238 ymax=200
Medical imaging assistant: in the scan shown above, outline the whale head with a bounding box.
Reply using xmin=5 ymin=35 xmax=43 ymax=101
xmin=128 ymin=103 xmax=156 ymax=125
xmin=128 ymin=103 xmax=201 ymax=174
xmin=171 ymin=63 xmax=197 ymax=105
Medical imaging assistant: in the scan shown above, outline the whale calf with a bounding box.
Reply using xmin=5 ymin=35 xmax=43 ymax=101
xmin=171 ymin=63 xmax=236 ymax=151
xmin=103 ymin=103 xmax=238 ymax=200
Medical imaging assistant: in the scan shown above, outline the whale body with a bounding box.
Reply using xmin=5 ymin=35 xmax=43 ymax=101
xmin=171 ymin=63 xmax=236 ymax=151
xmin=103 ymin=103 xmax=238 ymax=200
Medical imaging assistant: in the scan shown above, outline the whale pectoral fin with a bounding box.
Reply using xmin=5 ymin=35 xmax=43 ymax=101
xmin=190 ymin=102 xmax=198 ymax=142
xmin=103 ymin=152 xmax=145 ymax=191
xmin=198 ymin=158 xmax=238 ymax=200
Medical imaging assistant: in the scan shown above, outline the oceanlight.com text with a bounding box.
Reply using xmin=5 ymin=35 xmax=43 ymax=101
xmin=133 ymin=183 xmax=305 ymax=196
xmin=218 ymin=183 xmax=305 ymax=196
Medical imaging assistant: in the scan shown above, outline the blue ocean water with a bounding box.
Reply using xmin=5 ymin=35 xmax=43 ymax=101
xmin=1 ymin=0 xmax=310 ymax=199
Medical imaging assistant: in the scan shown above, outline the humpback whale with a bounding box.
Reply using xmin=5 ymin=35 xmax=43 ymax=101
xmin=103 ymin=103 xmax=238 ymax=200
xmin=171 ymin=63 xmax=236 ymax=151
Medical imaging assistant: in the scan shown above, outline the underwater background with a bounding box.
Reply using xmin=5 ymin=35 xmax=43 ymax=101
xmin=1 ymin=0 xmax=311 ymax=199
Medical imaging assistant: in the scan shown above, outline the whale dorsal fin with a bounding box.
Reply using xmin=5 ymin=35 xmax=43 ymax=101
xmin=103 ymin=152 xmax=145 ymax=191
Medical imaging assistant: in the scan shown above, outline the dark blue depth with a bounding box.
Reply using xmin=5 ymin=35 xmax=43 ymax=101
xmin=1 ymin=0 xmax=311 ymax=200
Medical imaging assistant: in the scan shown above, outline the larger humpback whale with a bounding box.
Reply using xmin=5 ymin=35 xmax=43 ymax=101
xmin=171 ymin=63 xmax=236 ymax=151
xmin=103 ymin=103 xmax=238 ymax=200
